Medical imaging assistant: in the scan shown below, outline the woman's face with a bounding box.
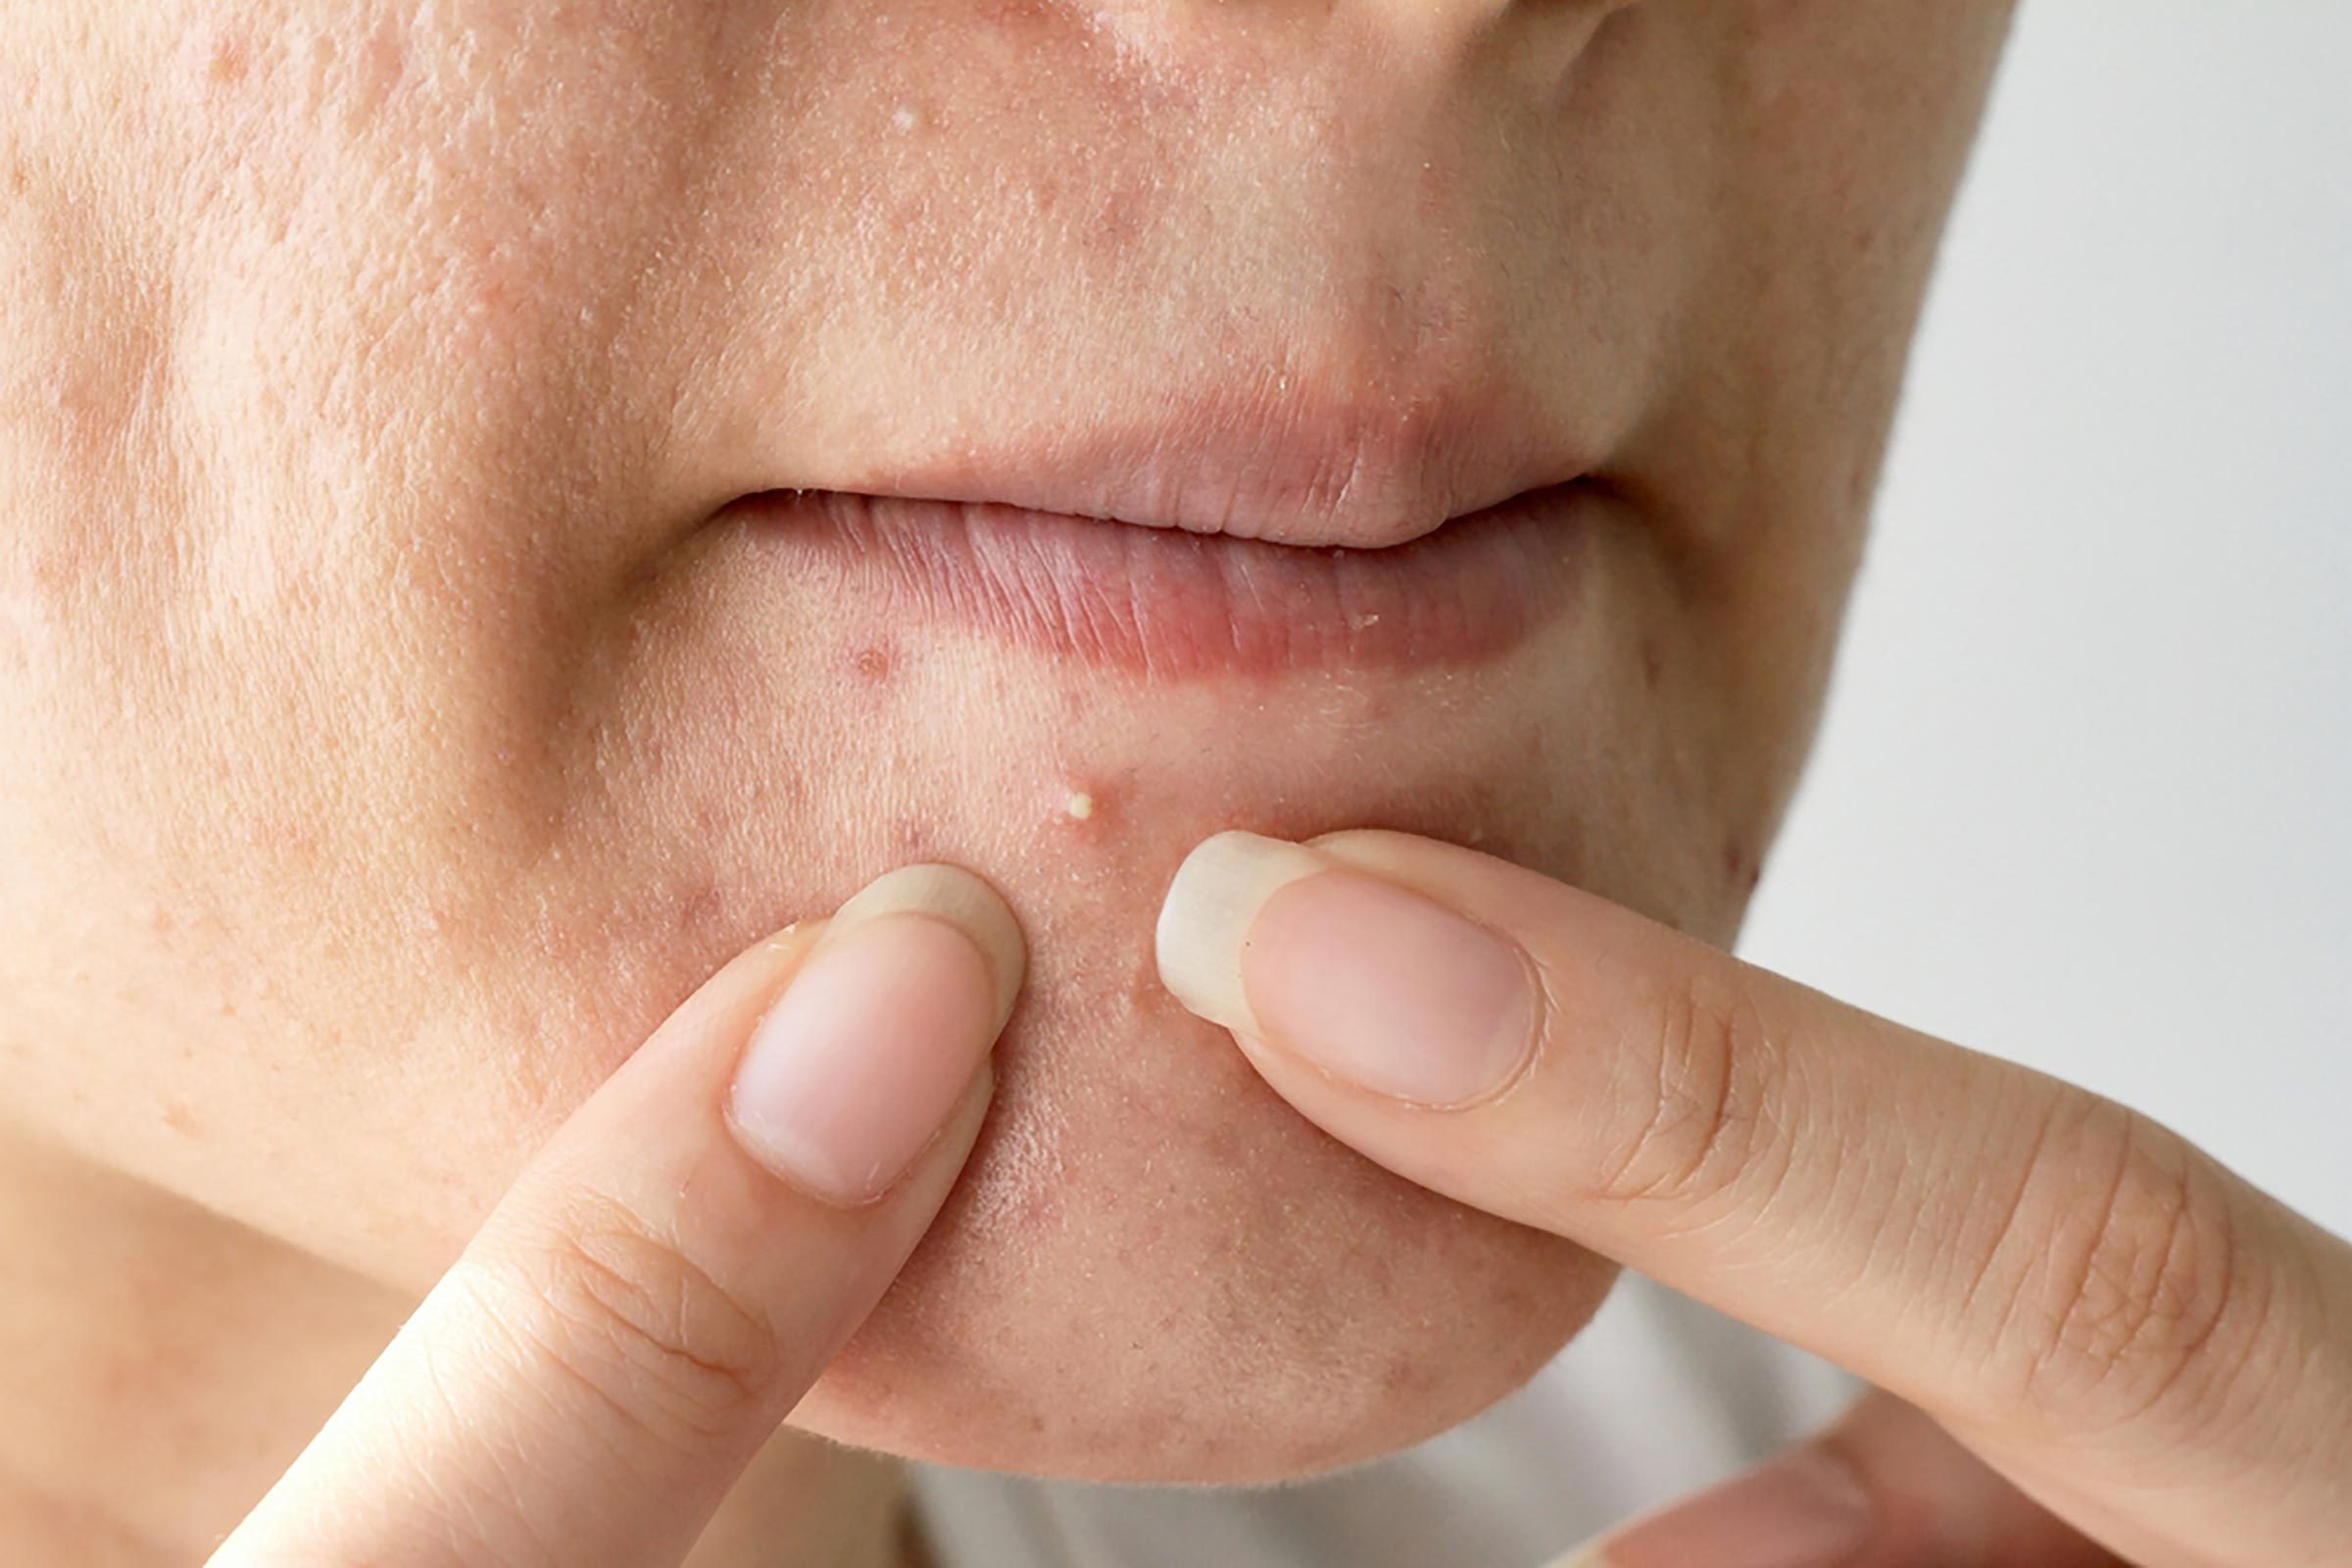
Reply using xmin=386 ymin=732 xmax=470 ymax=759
xmin=0 ymin=0 xmax=2011 ymax=1481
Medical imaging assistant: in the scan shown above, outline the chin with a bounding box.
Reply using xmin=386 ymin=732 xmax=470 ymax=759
xmin=753 ymin=750 xmax=1632 ymax=1482
xmin=790 ymin=1002 xmax=1617 ymax=1485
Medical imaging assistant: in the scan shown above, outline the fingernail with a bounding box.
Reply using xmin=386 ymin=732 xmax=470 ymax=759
xmin=1548 ymin=1450 xmax=1878 ymax=1568
xmin=1155 ymin=831 xmax=1539 ymax=1106
xmin=728 ymin=864 xmax=1024 ymax=1204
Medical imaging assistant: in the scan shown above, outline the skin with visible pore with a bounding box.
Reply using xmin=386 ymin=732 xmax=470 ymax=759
xmin=0 ymin=0 xmax=2013 ymax=1559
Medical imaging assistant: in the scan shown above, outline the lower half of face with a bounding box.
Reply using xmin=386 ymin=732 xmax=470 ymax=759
xmin=0 ymin=0 xmax=2013 ymax=1483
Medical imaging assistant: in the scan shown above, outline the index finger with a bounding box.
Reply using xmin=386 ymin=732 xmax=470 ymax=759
xmin=215 ymin=863 xmax=1024 ymax=1568
xmin=1156 ymin=829 xmax=2352 ymax=1567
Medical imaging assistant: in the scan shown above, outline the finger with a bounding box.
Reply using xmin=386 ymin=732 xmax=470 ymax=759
xmin=1553 ymin=1391 xmax=2124 ymax=1568
xmin=214 ymin=863 xmax=1025 ymax=1568
xmin=1156 ymin=829 xmax=2352 ymax=1566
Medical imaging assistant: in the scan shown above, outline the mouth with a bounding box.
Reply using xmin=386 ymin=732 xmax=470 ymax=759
xmin=715 ymin=362 xmax=1603 ymax=679
xmin=726 ymin=483 xmax=1599 ymax=681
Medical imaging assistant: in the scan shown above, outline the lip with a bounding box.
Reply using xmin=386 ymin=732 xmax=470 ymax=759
xmin=728 ymin=485 xmax=1596 ymax=681
xmin=831 ymin=377 xmax=1580 ymax=553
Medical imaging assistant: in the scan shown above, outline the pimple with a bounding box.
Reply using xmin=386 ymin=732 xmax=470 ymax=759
xmin=847 ymin=642 xmax=896 ymax=684
xmin=1052 ymin=773 xmax=1111 ymax=829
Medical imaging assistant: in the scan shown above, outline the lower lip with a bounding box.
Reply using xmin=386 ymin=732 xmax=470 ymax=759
xmin=729 ymin=486 xmax=1594 ymax=681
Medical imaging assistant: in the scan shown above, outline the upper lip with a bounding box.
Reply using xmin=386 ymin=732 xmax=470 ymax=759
xmin=821 ymin=372 xmax=1589 ymax=551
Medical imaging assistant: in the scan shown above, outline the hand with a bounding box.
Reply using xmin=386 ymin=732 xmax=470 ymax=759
xmin=211 ymin=864 xmax=1024 ymax=1568
xmin=1157 ymin=830 xmax=2352 ymax=1568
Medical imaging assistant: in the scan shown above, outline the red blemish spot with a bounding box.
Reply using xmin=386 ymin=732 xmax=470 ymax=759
xmin=183 ymin=28 xmax=250 ymax=92
xmin=1052 ymin=766 xmax=1131 ymax=828
xmin=980 ymin=0 xmax=1058 ymax=30
xmin=1641 ymin=636 xmax=1665 ymax=691
xmin=1721 ymin=836 xmax=1761 ymax=891
xmin=850 ymin=643 xmax=895 ymax=684
xmin=1094 ymin=183 xmax=1151 ymax=248
xmin=677 ymin=882 xmax=726 ymax=933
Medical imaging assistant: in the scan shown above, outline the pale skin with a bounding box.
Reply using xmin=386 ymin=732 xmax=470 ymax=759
xmin=214 ymin=836 xmax=2352 ymax=1567
xmin=5 ymin=0 xmax=2345 ymax=1564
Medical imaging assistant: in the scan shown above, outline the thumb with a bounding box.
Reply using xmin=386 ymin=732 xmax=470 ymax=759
xmin=212 ymin=863 xmax=1025 ymax=1568
xmin=1555 ymin=1390 xmax=2125 ymax=1568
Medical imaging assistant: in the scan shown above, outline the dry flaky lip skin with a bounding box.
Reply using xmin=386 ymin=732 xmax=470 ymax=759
xmin=730 ymin=484 xmax=1599 ymax=682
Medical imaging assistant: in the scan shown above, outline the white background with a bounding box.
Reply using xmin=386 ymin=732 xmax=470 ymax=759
xmin=1740 ymin=2 xmax=2351 ymax=1237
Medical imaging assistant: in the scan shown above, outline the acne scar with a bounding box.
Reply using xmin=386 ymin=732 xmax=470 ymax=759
xmin=206 ymin=36 xmax=249 ymax=86
xmin=178 ymin=27 xmax=252 ymax=95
